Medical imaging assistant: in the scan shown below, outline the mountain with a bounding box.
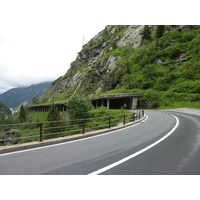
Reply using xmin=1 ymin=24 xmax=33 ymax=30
xmin=0 ymin=101 xmax=11 ymax=115
xmin=39 ymin=25 xmax=200 ymax=108
xmin=0 ymin=82 xmax=52 ymax=110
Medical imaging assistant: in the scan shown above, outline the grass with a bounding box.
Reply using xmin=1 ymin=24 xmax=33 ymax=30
xmin=1 ymin=107 xmax=134 ymax=145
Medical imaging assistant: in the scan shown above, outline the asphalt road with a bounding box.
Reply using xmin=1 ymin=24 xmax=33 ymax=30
xmin=0 ymin=110 xmax=200 ymax=175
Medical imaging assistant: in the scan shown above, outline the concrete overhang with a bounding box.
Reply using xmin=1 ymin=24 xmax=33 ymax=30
xmin=91 ymin=93 xmax=142 ymax=100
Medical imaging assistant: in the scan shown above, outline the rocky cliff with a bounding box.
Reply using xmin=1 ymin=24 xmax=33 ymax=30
xmin=43 ymin=25 xmax=146 ymax=102
xmin=41 ymin=25 xmax=200 ymax=107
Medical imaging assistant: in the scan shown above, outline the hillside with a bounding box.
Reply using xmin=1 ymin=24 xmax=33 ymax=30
xmin=39 ymin=25 xmax=200 ymax=108
xmin=0 ymin=82 xmax=52 ymax=110
xmin=0 ymin=101 xmax=11 ymax=115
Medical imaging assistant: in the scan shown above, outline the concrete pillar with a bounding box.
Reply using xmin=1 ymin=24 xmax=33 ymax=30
xmin=107 ymin=98 xmax=110 ymax=109
xmin=96 ymin=100 xmax=98 ymax=108
xmin=131 ymin=97 xmax=138 ymax=110
xmin=101 ymin=99 xmax=104 ymax=107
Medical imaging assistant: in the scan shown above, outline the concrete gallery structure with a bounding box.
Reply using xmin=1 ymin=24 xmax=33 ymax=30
xmin=91 ymin=93 xmax=142 ymax=110
xmin=30 ymin=93 xmax=142 ymax=112
xmin=30 ymin=102 xmax=67 ymax=112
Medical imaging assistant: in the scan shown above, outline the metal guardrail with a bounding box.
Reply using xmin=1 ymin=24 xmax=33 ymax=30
xmin=0 ymin=110 xmax=144 ymax=145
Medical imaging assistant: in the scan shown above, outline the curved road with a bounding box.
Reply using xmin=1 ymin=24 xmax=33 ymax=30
xmin=0 ymin=110 xmax=200 ymax=175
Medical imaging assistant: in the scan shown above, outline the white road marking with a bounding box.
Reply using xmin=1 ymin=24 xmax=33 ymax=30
xmin=88 ymin=114 xmax=179 ymax=175
xmin=0 ymin=115 xmax=148 ymax=157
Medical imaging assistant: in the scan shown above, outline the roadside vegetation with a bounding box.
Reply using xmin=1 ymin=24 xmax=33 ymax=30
xmin=0 ymin=98 xmax=133 ymax=145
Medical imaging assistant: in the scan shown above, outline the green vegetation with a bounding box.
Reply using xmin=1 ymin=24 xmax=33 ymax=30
xmin=142 ymin=25 xmax=151 ymax=41
xmin=156 ymin=25 xmax=165 ymax=38
xmin=44 ymin=102 xmax=62 ymax=139
xmin=36 ymin=26 xmax=200 ymax=109
xmin=67 ymin=97 xmax=93 ymax=120
xmin=116 ymin=26 xmax=200 ymax=108
xmin=18 ymin=105 xmax=26 ymax=123
xmin=32 ymin=97 xmax=39 ymax=104
xmin=89 ymin=106 xmax=131 ymax=118
xmin=0 ymin=96 xmax=134 ymax=145
xmin=0 ymin=101 xmax=11 ymax=116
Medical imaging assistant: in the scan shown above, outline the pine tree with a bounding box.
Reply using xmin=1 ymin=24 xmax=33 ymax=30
xmin=18 ymin=104 xmax=26 ymax=123
xmin=156 ymin=25 xmax=165 ymax=39
xmin=142 ymin=25 xmax=151 ymax=41
xmin=47 ymin=103 xmax=61 ymax=122
xmin=45 ymin=103 xmax=61 ymax=139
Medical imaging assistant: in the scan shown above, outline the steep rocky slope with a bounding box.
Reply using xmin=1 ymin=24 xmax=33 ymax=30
xmin=43 ymin=25 xmax=145 ymax=102
xmin=41 ymin=25 xmax=200 ymax=108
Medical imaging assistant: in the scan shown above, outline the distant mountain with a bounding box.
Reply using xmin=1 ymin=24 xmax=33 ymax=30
xmin=0 ymin=82 xmax=52 ymax=110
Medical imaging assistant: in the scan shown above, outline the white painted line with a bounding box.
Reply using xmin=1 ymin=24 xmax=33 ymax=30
xmin=0 ymin=115 xmax=148 ymax=157
xmin=88 ymin=114 xmax=179 ymax=175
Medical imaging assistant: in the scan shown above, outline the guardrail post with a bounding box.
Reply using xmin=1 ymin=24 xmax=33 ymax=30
xmin=108 ymin=117 xmax=111 ymax=129
xmin=82 ymin=119 xmax=85 ymax=134
xmin=133 ymin=113 xmax=136 ymax=122
xmin=123 ymin=115 xmax=126 ymax=125
xmin=39 ymin=122 xmax=43 ymax=142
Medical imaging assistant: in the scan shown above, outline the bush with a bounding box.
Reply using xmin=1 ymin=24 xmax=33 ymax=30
xmin=89 ymin=106 xmax=132 ymax=118
xmin=172 ymin=80 xmax=200 ymax=93
xmin=141 ymin=89 xmax=160 ymax=108
xmin=11 ymin=132 xmax=21 ymax=144
xmin=67 ymin=97 xmax=94 ymax=120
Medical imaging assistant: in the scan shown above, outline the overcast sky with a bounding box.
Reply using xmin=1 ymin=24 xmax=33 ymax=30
xmin=0 ymin=0 xmax=197 ymax=94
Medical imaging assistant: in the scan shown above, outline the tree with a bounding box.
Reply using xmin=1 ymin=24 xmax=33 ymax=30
xmin=67 ymin=97 xmax=93 ymax=120
xmin=142 ymin=25 xmax=151 ymax=41
xmin=121 ymin=74 xmax=133 ymax=89
xmin=45 ymin=102 xmax=61 ymax=138
xmin=156 ymin=25 xmax=165 ymax=39
xmin=18 ymin=105 xmax=26 ymax=123
xmin=32 ymin=97 xmax=39 ymax=105
xmin=0 ymin=111 xmax=6 ymax=125
xmin=47 ymin=102 xmax=61 ymax=122
xmin=141 ymin=89 xmax=160 ymax=108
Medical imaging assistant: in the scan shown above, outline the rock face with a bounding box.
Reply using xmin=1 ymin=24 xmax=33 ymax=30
xmin=117 ymin=25 xmax=144 ymax=48
xmin=46 ymin=25 xmax=145 ymax=101
xmin=44 ymin=25 xmax=200 ymax=102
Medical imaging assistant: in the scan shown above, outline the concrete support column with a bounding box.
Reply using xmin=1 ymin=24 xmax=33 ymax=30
xmin=96 ymin=100 xmax=98 ymax=108
xmin=107 ymin=98 xmax=110 ymax=109
xmin=131 ymin=97 xmax=138 ymax=110
xmin=101 ymin=99 xmax=104 ymax=107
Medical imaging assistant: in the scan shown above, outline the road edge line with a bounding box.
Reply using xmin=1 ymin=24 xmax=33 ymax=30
xmin=88 ymin=114 xmax=179 ymax=175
